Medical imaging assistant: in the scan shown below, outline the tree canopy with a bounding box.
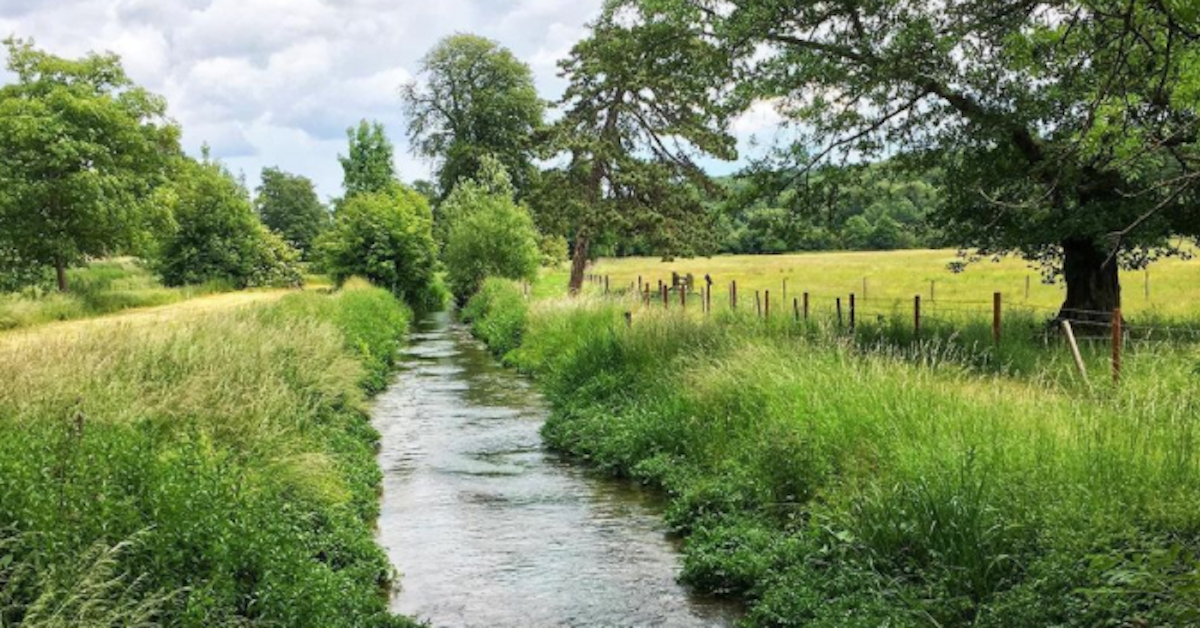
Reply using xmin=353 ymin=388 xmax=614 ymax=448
xmin=627 ymin=0 xmax=1200 ymax=320
xmin=155 ymin=155 xmax=301 ymax=289
xmin=339 ymin=120 xmax=397 ymax=198
xmin=0 ymin=38 xmax=179 ymax=292
xmin=403 ymin=34 xmax=544 ymax=199
xmin=549 ymin=5 xmax=738 ymax=293
xmin=255 ymin=167 xmax=329 ymax=258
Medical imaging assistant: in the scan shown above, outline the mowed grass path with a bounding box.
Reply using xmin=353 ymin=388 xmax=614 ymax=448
xmin=568 ymin=249 xmax=1200 ymax=318
xmin=0 ymin=288 xmax=294 ymax=350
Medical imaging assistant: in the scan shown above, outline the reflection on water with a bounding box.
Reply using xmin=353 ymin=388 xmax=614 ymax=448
xmin=374 ymin=312 xmax=740 ymax=627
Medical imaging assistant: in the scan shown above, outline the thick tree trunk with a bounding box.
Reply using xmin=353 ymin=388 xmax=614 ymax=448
xmin=55 ymin=259 xmax=68 ymax=293
xmin=1058 ymin=238 xmax=1121 ymax=330
xmin=568 ymin=231 xmax=590 ymax=296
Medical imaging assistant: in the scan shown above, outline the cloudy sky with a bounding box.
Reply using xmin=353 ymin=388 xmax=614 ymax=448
xmin=0 ymin=0 xmax=778 ymax=199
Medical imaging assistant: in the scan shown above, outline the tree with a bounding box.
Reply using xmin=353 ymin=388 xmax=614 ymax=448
xmin=339 ymin=120 xmax=397 ymax=198
xmin=632 ymin=0 xmax=1200 ymax=322
xmin=552 ymin=5 xmax=738 ymax=294
xmin=317 ymin=184 xmax=440 ymax=309
xmin=402 ymin=34 xmax=544 ymax=198
xmin=255 ymin=167 xmax=329 ymax=258
xmin=0 ymin=38 xmax=179 ymax=292
xmin=441 ymin=159 xmax=541 ymax=303
xmin=155 ymin=156 xmax=301 ymax=289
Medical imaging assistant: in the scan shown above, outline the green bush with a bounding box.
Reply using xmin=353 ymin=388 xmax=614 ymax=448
xmin=318 ymin=184 xmax=441 ymax=310
xmin=440 ymin=159 xmax=541 ymax=304
xmin=156 ymin=158 xmax=303 ymax=289
xmin=460 ymin=278 xmax=528 ymax=360
xmin=0 ymin=284 xmax=416 ymax=627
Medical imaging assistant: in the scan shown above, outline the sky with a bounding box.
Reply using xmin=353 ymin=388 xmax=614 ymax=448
xmin=0 ymin=0 xmax=781 ymax=200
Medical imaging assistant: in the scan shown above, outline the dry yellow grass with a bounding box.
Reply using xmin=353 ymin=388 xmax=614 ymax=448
xmin=572 ymin=249 xmax=1200 ymax=318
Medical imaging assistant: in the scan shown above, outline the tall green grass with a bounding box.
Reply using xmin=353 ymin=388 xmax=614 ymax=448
xmin=466 ymin=281 xmax=1200 ymax=627
xmin=0 ymin=283 xmax=417 ymax=627
xmin=0 ymin=259 xmax=231 ymax=331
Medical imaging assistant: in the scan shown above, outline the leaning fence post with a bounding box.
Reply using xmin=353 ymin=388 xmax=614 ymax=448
xmin=1112 ymin=308 xmax=1122 ymax=385
xmin=1062 ymin=320 xmax=1089 ymax=385
xmin=993 ymin=292 xmax=1002 ymax=346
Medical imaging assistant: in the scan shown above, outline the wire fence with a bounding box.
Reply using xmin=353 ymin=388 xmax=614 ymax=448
xmin=583 ymin=272 xmax=1200 ymax=386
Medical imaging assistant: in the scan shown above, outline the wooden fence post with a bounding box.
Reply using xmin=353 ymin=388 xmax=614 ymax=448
xmin=863 ymin=277 xmax=868 ymax=301
xmin=1062 ymin=320 xmax=1089 ymax=385
xmin=644 ymin=284 xmax=650 ymax=307
xmin=836 ymin=298 xmax=843 ymax=328
xmin=765 ymin=290 xmax=771 ymax=319
xmin=605 ymin=275 xmax=610 ymax=294
xmin=625 ymin=311 xmax=633 ymax=328
xmin=803 ymin=292 xmax=810 ymax=321
xmin=638 ymin=275 xmax=643 ymax=293
xmin=755 ymin=291 xmax=762 ymax=318
xmin=849 ymin=293 xmax=856 ymax=332
xmin=783 ymin=279 xmax=788 ymax=304
xmin=706 ymin=285 xmax=712 ymax=314
xmin=732 ymin=281 xmax=738 ymax=310
xmin=914 ymin=295 xmax=921 ymax=339
xmin=662 ymin=284 xmax=669 ymax=308
xmin=993 ymin=292 xmax=1002 ymax=346
xmin=1025 ymin=275 xmax=1031 ymax=300
xmin=681 ymin=285 xmax=687 ymax=308
xmin=793 ymin=297 xmax=800 ymax=322
xmin=1112 ymin=308 xmax=1122 ymax=385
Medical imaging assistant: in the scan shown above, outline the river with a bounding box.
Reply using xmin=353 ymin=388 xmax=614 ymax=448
xmin=373 ymin=312 xmax=740 ymax=627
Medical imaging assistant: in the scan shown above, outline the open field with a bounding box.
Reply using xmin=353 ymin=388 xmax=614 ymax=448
xmin=0 ymin=282 xmax=416 ymax=627
xmin=0 ymin=258 xmax=233 ymax=331
xmin=548 ymin=249 xmax=1200 ymax=318
xmin=464 ymin=278 xmax=1200 ymax=627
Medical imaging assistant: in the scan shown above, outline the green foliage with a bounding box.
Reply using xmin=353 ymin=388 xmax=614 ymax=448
xmin=0 ymin=285 xmax=417 ymax=627
xmin=339 ymin=121 xmax=397 ymax=198
xmin=155 ymin=158 xmax=302 ymax=289
xmin=318 ymin=184 xmax=441 ymax=310
xmin=467 ymin=295 xmax=1200 ymax=626
xmin=441 ymin=160 xmax=541 ymax=303
xmin=255 ymin=167 xmax=330 ymax=258
xmin=628 ymin=0 xmax=1200 ymax=314
xmin=550 ymin=4 xmax=737 ymax=290
xmin=0 ymin=38 xmax=180 ymax=291
xmin=460 ymin=278 xmax=528 ymax=360
xmin=403 ymin=34 xmax=544 ymax=198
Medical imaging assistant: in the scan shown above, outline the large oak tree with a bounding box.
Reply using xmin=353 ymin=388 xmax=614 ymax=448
xmin=402 ymin=34 xmax=544 ymax=199
xmin=632 ymin=0 xmax=1200 ymax=321
xmin=0 ymin=38 xmax=179 ymax=292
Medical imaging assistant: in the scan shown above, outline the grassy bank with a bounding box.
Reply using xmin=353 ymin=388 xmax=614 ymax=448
xmin=0 ymin=258 xmax=235 ymax=331
xmin=466 ymin=278 xmax=1200 ymax=627
xmin=0 ymin=282 xmax=417 ymax=627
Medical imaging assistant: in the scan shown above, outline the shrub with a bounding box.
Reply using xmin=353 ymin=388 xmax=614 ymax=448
xmin=441 ymin=159 xmax=541 ymax=304
xmin=460 ymin=278 xmax=528 ymax=359
xmin=155 ymin=158 xmax=302 ymax=289
xmin=318 ymin=184 xmax=441 ymax=310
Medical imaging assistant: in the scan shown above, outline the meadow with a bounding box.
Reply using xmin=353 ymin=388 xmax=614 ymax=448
xmin=0 ymin=281 xmax=416 ymax=627
xmin=464 ymin=268 xmax=1200 ymax=627
xmin=552 ymin=249 xmax=1200 ymax=319
xmin=0 ymin=259 xmax=234 ymax=331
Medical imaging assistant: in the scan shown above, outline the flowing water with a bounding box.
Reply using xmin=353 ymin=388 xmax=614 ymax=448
xmin=374 ymin=312 xmax=740 ymax=628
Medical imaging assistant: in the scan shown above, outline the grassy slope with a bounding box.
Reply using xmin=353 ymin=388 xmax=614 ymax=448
xmin=466 ymin=278 xmax=1200 ymax=627
xmin=0 ymin=282 xmax=417 ymax=627
xmin=554 ymin=249 xmax=1200 ymax=318
xmin=0 ymin=258 xmax=246 ymax=331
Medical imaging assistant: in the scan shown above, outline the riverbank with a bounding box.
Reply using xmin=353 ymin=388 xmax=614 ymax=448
xmin=463 ymin=278 xmax=1200 ymax=627
xmin=0 ymin=282 xmax=418 ymax=627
